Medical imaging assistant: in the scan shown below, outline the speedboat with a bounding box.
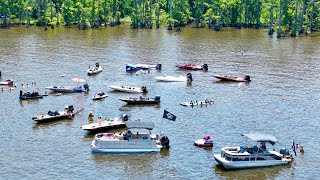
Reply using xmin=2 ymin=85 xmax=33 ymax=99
xmin=135 ymin=64 xmax=162 ymax=70
xmin=180 ymin=99 xmax=214 ymax=106
xmin=81 ymin=114 xmax=129 ymax=134
xmin=87 ymin=63 xmax=103 ymax=75
xmin=0 ymin=79 xmax=13 ymax=85
xmin=32 ymin=105 xmax=75 ymax=123
xmin=213 ymin=75 xmax=251 ymax=82
xmin=194 ymin=135 xmax=214 ymax=147
xmin=45 ymin=84 xmax=89 ymax=93
xmin=91 ymin=121 xmax=170 ymax=153
xmin=19 ymin=90 xmax=44 ymax=100
xmin=119 ymin=96 xmax=161 ymax=105
xmin=108 ymin=85 xmax=148 ymax=93
xmin=214 ymin=133 xmax=293 ymax=170
xmin=176 ymin=64 xmax=208 ymax=70
xmin=156 ymin=73 xmax=192 ymax=82
xmin=92 ymin=92 xmax=108 ymax=100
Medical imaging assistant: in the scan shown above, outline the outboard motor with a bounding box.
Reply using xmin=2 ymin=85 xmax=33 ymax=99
xmin=122 ymin=114 xmax=129 ymax=121
xmin=202 ymin=64 xmax=208 ymax=71
xmin=19 ymin=90 xmax=23 ymax=97
xmin=0 ymin=71 xmax=1 ymax=76
xmin=156 ymin=64 xmax=162 ymax=70
xmin=245 ymin=75 xmax=251 ymax=81
xmin=187 ymin=73 xmax=193 ymax=82
xmin=160 ymin=136 xmax=170 ymax=149
xmin=141 ymin=86 xmax=148 ymax=93
xmin=155 ymin=95 xmax=161 ymax=102
xmin=95 ymin=63 xmax=99 ymax=68
xmin=280 ymin=148 xmax=290 ymax=156
xmin=68 ymin=105 xmax=74 ymax=113
xmin=83 ymin=84 xmax=89 ymax=91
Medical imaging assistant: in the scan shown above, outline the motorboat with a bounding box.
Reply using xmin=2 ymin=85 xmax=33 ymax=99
xmin=214 ymin=133 xmax=293 ymax=170
xmin=194 ymin=135 xmax=214 ymax=147
xmin=87 ymin=63 xmax=103 ymax=75
xmin=176 ymin=64 xmax=208 ymax=70
xmin=32 ymin=105 xmax=75 ymax=123
xmin=92 ymin=92 xmax=108 ymax=100
xmin=119 ymin=96 xmax=161 ymax=105
xmin=81 ymin=114 xmax=129 ymax=134
xmin=180 ymin=99 xmax=214 ymax=106
xmin=45 ymin=84 xmax=89 ymax=93
xmin=156 ymin=73 xmax=192 ymax=82
xmin=91 ymin=121 xmax=170 ymax=153
xmin=19 ymin=90 xmax=44 ymax=100
xmin=135 ymin=64 xmax=162 ymax=70
xmin=213 ymin=75 xmax=251 ymax=82
xmin=108 ymin=85 xmax=148 ymax=93
xmin=0 ymin=79 xmax=13 ymax=85
xmin=126 ymin=64 xmax=161 ymax=72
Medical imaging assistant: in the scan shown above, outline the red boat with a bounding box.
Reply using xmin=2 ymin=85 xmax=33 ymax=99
xmin=194 ymin=135 xmax=214 ymax=147
xmin=213 ymin=75 xmax=251 ymax=82
xmin=176 ymin=64 xmax=208 ymax=70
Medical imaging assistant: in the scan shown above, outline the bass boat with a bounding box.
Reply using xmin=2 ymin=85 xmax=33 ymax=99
xmin=45 ymin=84 xmax=89 ymax=93
xmin=92 ymin=92 xmax=108 ymax=100
xmin=214 ymin=133 xmax=293 ymax=170
xmin=156 ymin=73 xmax=192 ymax=82
xmin=213 ymin=75 xmax=251 ymax=82
xmin=108 ymin=85 xmax=148 ymax=93
xmin=32 ymin=105 xmax=75 ymax=123
xmin=176 ymin=64 xmax=208 ymax=70
xmin=119 ymin=96 xmax=161 ymax=105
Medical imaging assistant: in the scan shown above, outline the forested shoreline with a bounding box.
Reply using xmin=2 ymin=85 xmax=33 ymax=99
xmin=0 ymin=0 xmax=319 ymax=37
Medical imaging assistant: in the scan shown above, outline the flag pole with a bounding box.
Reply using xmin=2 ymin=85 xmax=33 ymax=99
xmin=160 ymin=117 xmax=164 ymax=134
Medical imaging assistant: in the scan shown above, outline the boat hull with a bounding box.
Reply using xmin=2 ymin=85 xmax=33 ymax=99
xmin=213 ymin=154 xmax=290 ymax=170
xmin=82 ymin=124 xmax=126 ymax=134
xmin=119 ymin=98 xmax=160 ymax=105
xmin=108 ymin=86 xmax=143 ymax=93
xmin=155 ymin=76 xmax=187 ymax=82
xmin=92 ymin=95 xmax=108 ymax=100
xmin=19 ymin=96 xmax=44 ymax=100
xmin=33 ymin=114 xmax=70 ymax=123
xmin=213 ymin=75 xmax=250 ymax=82
xmin=87 ymin=67 xmax=103 ymax=75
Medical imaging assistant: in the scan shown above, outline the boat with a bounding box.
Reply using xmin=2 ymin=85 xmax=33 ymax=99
xmin=119 ymin=96 xmax=161 ymax=105
xmin=126 ymin=64 xmax=161 ymax=72
xmin=194 ymin=135 xmax=214 ymax=147
xmin=176 ymin=64 xmax=208 ymax=70
xmin=156 ymin=73 xmax=192 ymax=82
xmin=32 ymin=105 xmax=75 ymax=123
xmin=19 ymin=90 xmax=44 ymax=100
xmin=135 ymin=64 xmax=162 ymax=70
xmin=87 ymin=63 xmax=103 ymax=75
xmin=108 ymin=85 xmax=148 ymax=93
xmin=0 ymin=79 xmax=13 ymax=85
xmin=45 ymin=84 xmax=89 ymax=93
xmin=213 ymin=75 xmax=251 ymax=82
xmin=180 ymin=99 xmax=214 ymax=106
xmin=92 ymin=92 xmax=108 ymax=100
xmin=213 ymin=133 xmax=293 ymax=170
xmin=81 ymin=114 xmax=129 ymax=134
xmin=91 ymin=121 xmax=170 ymax=153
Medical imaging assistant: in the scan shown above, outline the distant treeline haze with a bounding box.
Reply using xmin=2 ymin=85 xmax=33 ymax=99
xmin=0 ymin=0 xmax=319 ymax=36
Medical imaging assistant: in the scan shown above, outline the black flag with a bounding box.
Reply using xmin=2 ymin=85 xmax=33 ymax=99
xmin=163 ymin=110 xmax=176 ymax=121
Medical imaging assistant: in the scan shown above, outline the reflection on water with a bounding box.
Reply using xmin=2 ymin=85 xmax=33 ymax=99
xmin=214 ymin=163 xmax=292 ymax=179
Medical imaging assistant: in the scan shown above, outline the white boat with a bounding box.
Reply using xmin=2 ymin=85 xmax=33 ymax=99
xmin=135 ymin=64 xmax=161 ymax=70
xmin=81 ymin=114 xmax=129 ymax=134
xmin=180 ymin=99 xmax=214 ymax=106
xmin=108 ymin=85 xmax=148 ymax=93
xmin=92 ymin=92 xmax=108 ymax=100
xmin=87 ymin=63 xmax=103 ymax=75
xmin=214 ymin=133 xmax=293 ymax=170
xmin=0 ymin=79 xmax=13 ymax=85
xmin=45 ymin=84 xmax=89 ymax=93
xmin=91 ymin=121 xmax=170 ymax=153
xmin=155 ymin=73 xmax=192 ymax=82
xmin=32 ymin=105 xmax=75 ymax=123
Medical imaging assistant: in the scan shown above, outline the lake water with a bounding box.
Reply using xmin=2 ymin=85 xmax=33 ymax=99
xmin=0 ymin=26 xmax=319 ymax=179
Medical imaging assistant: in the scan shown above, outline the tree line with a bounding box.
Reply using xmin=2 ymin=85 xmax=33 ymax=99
xmin=0 ymin=0 xmax=319 ymax=37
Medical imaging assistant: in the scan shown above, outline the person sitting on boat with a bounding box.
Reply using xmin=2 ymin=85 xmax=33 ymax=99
xmin=190 ymin=101 xmax=193 ymax=106
xmin=205 ymin=99 xmax=209 ymax=103
xmin=97 ymin=116 xmax=102 ymax=126
xmin=260 ymin=142 xmax=266 ymax=151
xmin=136 ymin=132 xmax=140 ymax=139
xmin=124 ymin=130 xmax=132 ymax=140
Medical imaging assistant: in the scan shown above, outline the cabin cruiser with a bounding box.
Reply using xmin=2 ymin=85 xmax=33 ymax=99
xmin=45 ymin=84 xmax=89 ymax=93
xmin=108 ymin=85 xmax=147 ymax=93
xmin=213 ymin=75 xmax=251 ymax=82
xmin=119 ymin=96 xmax=160 ymax=105
xmin=81 ymin=114 xmax=129 ymax=134
xmin=19 ymin=90 xmax=45 ymax=100
xmin=156 ymin=73 xmax=192 ymax=82
xmin=176 ymin=64 xmax=208 ymax=70
xmin=92 ymin=92 xmax=108 ymax=100
xmin=87 ymin=63 xmax=103 ymax=75
xmin=32 ymin=105 xmax=75 ymax=123
xmin=0 ymin=79 xmax=13 ymax=85
xmin=91 ymin=121 xmax=170 ymax=153
xmin=214 ymin=133 xmax=293 ymax=170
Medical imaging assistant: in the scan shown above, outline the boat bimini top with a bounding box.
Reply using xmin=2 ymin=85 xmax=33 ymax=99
xmin=241 ymin=133 xmax=277 ymax=145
